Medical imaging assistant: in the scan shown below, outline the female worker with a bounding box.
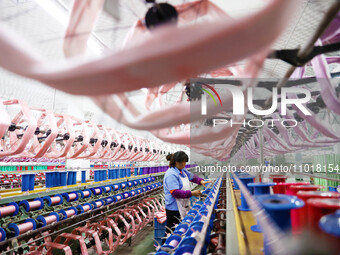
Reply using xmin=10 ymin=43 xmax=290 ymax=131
xmin=163 ymin=151 xmax=210 ymax=238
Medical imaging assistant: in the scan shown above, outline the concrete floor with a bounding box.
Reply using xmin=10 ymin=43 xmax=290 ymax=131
xmin=113 ymin=225 xmax=156 ymax=255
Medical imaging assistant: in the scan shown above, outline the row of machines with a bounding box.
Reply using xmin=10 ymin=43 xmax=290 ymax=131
xmin=0 ymin=175 xmax=164 ymax=254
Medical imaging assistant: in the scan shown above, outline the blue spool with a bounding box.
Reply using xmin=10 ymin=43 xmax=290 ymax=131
xmin=67 ymin=171 xmax=72 ymax=185
xmin=164 ymin=234 xmax=182 ymax=248
xmin=19 ymin=198 xmax=44 ymax=212
xmin=53 ymin=172 xmax=58 ymax=187
xmin=0 ymin=227 xmax=6 ymax=241
xmin=105 ymin=197 xmax=114 ymax=204
xmin=76 ymin=203 xmax=93 ymax=214
xmin=238 ymin=176 xmax=255 ymax=211
xmin=59 ymin=207 xmax=78 ymax=219
xmin=8 ymin=219 xmax=37 ymax=237
xmin=93 ymin=171 xmax=98 ymax=182
xmin=173 ymin=245 xmax=194 ymax=255
xmin=21 ymin=174 xmax=30 ymax=191
xmin=103 ymin=185 xmax=112 ymax=193
xmin=76 ymin=190 xmax=85 ymax=199
xmin=43 ymin=195 xmax=63 ymax=206
xmin=182 ymin=216 xmax=194 ymax=224
xmin=44 ymin=172 xmax=52 ymax=189
xmin=112 ymin=183 xmax=120 ymax=191
xmin=257 ymin=194 xmax=304 ymax=255
xmin=143 ymin=178 xmax=148 ymax=183
xmin=319 ymin=209 xmax=340 ymax=237
xmin=138 ymin=179 xmax=143 ymax=185
xmin=90 ymin=201 xmax=99 ymax=209
xmin=96 ymin=199 xmax=105 ymax=207
xmin=127 ymin=181 xmax=133 ymax=188
xmin=90 ymin=187 xmax=103 ymax=196
xmin=248 ymin=182 xmax=276 ymax=232
xmin=133 ymin=180 xmax=138 ymax=186
xmin=73 ymin=171 xmax=77 ymax=184
xmin=114 ymin=194 xmax=123 ymax=202
xmin=62 ymin=192 xmax=79 ymax=202
xmin=81 ymin=170 xmax=86 ymax=183
xmin=60 ymin=172 xmax=67 ymax=186
xmin=156 ymin=252 xmax=170 ymax=255
xmin=28 ymin=174 xmax=35 ymax=191
xmin=37 ymin=212 xmax=60 ymax=227
xmin=178 ymin=236 xmax=197 ymax=247
xmin=174 ymin=223 xmax=189 ymax=235
xmin=328 ymin=187 xmax=337 ymax=192
xmin=1 ymin=202 xmax=19 ymax=217
xmin=120 ymin=182 xmax=127 ymax=190
xmin=82 ymin=189 xmax=92 ymax=198
xmin=140 ymin=168 xmax=143 ymax=175
xmin=123 ymin=192 xmax=130 ymax=199
xmin=186 ymin=221 xmax=204 ymax=236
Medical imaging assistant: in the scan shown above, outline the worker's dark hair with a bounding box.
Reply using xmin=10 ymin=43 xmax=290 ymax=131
xmin=169 ymin=151 xmax=188 ymax=168
xmin=166 ymin=154 xmax=173 ymax=161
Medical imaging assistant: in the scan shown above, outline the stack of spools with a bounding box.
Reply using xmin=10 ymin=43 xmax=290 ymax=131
xmin=155 ymin=178 xmax=221 ymax=255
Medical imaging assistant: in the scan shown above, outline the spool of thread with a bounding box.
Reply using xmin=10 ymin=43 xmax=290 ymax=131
xmin=68 ymin=193 xmax=77 ymax=201
xmin=248 ymin=182 xmax=276 ymax=195
xmin=247 ymin=183 xmax=276 ymax=232
xmin=37 ymin=212 xmax=59 ymax=227
xmin=0 ymin=227 xmax=6 ymax=241
xmin=307 ymin=199 xmax=340 ymax=234
xmin=113 ymin=184 xmax=119 ymax=191
xmin=295 ymin=191 xmax=340 ymax=233
xmin=289 ymin=185 xmax=323 ymax=233
xmin=94 ymin=188 xmax=101 ymax=195
xmin=81 ymin=170 xmax=86 ymax=183
xmin=0 ymin=202 xmax=19 ymax=217
xmin=319 ymin=209 xmax=340 ymax=252
xmin=8 ymin=219 xmax=36 ymax=237
xmin=83 ymin=204 xmax=91 ymax=212
xmin=173 ymin=245 xmax=194 ymax=255
xmin=275 ymin=182 xmax=310 ymax=195
xmin=20 ymin=198 xmax=44 ymax=212
xmin=237 ymin=175 xmax=254 ymax=211
xmin=65 ymin=208 xmax=76 ymax=218
xmin=105 ymin=186 xmax=111 ymax=193
xmin=169 ymin=239 xmax=179 ymax=248
xmin=269 ymin=175 xmax=287 ymax=194
xmin=60 ymin=172 xmax=67 ymax=186
xmin=95 ymin=201 xmax=103 ymax=208
xmin=47 ymin=195 xmax=62 ymax=206
xmin=21 ymin=174 xmax=30 ymax=191
xmin=29 ymin=174 xmax=35 ymax=190
xmin=257 ymin=194 xmax=304 ymax=255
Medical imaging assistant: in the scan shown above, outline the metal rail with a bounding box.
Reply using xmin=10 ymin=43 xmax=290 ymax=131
xmin=0 ymin=173 xmax=165 ymax=204
xmin=193 ymin=174 xmax=223 ymax=255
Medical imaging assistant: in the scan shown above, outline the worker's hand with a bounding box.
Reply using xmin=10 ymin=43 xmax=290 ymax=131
xmin=200 ymin=180 xmax=212 ymax=186
xmin=191 ymin=190 xmax=202 ymax=197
